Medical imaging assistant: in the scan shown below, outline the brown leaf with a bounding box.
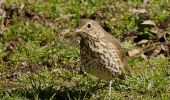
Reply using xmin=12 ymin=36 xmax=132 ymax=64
xmin=140 ymin=53 xmax=147 ymax=59
xmin=19 ymin=2 xmax=25 ymax=10
xmin=128 ymin=48 xmax=142 ymax=56
xmin=129 ymin=8 xmax=147 ymax=14
xmin=0 ymin=0 xmax=6 ymax=18
xmin=137 ymin=39 xmax=149 ymax=45
xmin=0 ymin=8 xmax=6 ymax=18
xmin=0 ymin=0 xmax=5 ymax=7
xmin=141 ymin=20 xmax=156 ymax=26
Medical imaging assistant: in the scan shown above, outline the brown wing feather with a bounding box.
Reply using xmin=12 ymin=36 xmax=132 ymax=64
xmin=104 ymin=32 xmax=130 ymax=77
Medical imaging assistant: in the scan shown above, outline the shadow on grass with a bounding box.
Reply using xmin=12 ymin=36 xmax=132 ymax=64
xmin=0 ymin=78 xmax=131 ymax=99
xmin=2 ymin=85 xmax=100 ymax=100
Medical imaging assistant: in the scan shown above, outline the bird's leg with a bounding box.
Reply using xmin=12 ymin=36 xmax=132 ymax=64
xmin=109 ymin=80 xmax=113 ymax=100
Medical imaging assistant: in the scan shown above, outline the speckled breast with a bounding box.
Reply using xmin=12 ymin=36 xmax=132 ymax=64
xmin=80 ymin=38 xmax=122 ymax=81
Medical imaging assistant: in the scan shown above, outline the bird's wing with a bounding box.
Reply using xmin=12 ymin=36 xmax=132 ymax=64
xmin=104 ymin=32 xmax=130 ymax=77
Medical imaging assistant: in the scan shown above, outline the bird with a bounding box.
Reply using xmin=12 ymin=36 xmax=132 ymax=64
xmin=75 ymin=19 xmax=130 ymax=99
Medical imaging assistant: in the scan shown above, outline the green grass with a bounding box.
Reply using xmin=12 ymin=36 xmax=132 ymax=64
xmin=0 ymin=0 xmax=170 ymax=99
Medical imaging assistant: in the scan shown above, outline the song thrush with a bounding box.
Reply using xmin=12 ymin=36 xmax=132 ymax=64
xmin=75 ymin=19 xmax=129 ymax=99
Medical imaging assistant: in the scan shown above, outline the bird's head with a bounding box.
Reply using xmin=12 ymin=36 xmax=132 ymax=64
xmin=75 ymin=19 xmax=105 ymax=40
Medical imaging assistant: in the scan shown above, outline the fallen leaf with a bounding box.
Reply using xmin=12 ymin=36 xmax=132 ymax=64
xmin=140 ymin=53 xmax=147 ymax=59
xmin=19 ymin=2 xmax=25 ymax=10
xmin=0 ymin=0 xmax=5 ymax=7
xmin=128 ymin=48 xmax=141 ymax=56
xmin=0 ymin=0 xmax=5 ymax=18
xmin=129 ymin=8 xmax=147 ymax=14
xmin=137 ymin=39 xmax=149 ymax=44
xmin=0 ymin=8 xmax=6 ymax=18
xmin=141 ymin=20 xmax=156 ymax=26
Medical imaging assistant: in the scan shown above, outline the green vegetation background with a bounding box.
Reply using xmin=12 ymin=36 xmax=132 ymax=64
xmin=0 ymin=0 xmax=170 ymax=100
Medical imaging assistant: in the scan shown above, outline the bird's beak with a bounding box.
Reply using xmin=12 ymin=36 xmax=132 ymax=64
xmin=75 ymin=29 xmax=81 ymax=33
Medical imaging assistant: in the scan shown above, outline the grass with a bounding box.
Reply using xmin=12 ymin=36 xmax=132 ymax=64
xmin=0 ymin=0 xmax=170 ymax=99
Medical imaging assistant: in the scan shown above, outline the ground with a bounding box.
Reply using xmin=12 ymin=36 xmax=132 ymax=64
xmin=0 ymin=0 xmax=170 ymax=100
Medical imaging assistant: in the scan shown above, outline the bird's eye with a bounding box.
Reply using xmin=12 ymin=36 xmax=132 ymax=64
xmin=87 ymin=23 xmax=92 ymax=28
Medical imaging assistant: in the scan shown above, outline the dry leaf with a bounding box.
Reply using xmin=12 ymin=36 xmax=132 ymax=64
xmin=19 ymin=2 xmax=25 ymax=10
xmin=128 ymin=48 xmax=141 ymax=56
xmin=129 ymin=8 xmax=147 ymax=14
xmin=137 ymin=39 xmax=149 ymax=44
xmin=0 ymin=0 xmax=5 ymax=7
xmin=0 ymin=0 xmax=6 ymax=18
xmin=141 ymin=20 xmax=156 ymax=26
xmin=140 ymin=53 xmax=147 ymax=59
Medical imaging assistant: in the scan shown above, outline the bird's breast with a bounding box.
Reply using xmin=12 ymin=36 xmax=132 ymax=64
xmin=80 ymin=39 xmax=123 ymax=80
